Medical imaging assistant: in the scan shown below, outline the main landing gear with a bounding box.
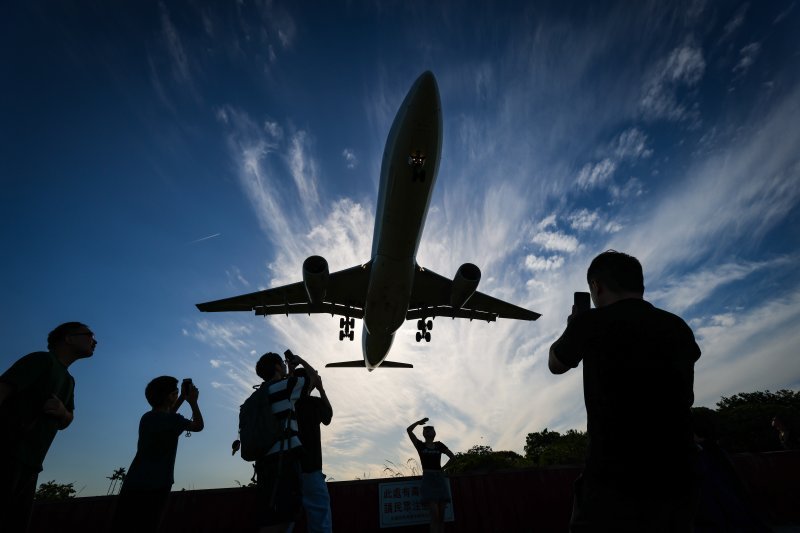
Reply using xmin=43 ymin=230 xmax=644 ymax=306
xmin=339 ymin=317 xmax=355 ymax=341
xmin=415 ymin=318 xmax=432 ymax=342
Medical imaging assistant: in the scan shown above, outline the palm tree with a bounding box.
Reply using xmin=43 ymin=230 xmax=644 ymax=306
xmin=106 ymin=467 xmax=127 ymax=495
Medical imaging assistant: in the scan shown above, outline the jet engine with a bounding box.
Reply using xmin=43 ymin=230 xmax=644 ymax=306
xmin=449 ymin=263 xmax=481 ymax=309
xmin=302 ymin=255 xmax=329 ymax=303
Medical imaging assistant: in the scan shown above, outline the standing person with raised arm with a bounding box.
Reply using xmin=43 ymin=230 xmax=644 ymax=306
xmin=251 ymin=351 xmax=319 ymax=533
xmin=407 ymin=417 xmax=455 ymax=533
xmin=0 ymin=322 xmax=97 ymax=532
xmin=549 ymin=250 xmax=701 ymax=532
xmin=287 ymin=351 xmax=333 ymax=533
xmin=111 ymin=375 xmax=204 ymax=532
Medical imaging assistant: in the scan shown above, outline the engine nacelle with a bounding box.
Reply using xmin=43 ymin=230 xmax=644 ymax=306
xmin=450 ymin=263 xmax=481 ymax=309
xmin=302 ymin=255 xmax=329 ymax=304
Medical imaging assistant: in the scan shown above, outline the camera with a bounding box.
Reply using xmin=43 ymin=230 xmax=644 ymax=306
xmin=181 ymin=378 xmax=193 ymax=393
xmin=284 ymin=349 xmax=298 ymax=364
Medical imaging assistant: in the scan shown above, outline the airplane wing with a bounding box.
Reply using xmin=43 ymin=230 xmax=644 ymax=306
xmin=196 ymin=262 xmax=371 ymax=319
xmin=406 ymin=266 xmax=540 ymax=322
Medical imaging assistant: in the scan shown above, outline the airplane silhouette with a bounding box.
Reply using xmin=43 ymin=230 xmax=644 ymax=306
xmin=197 ymin=71 xmax=540 ymax=370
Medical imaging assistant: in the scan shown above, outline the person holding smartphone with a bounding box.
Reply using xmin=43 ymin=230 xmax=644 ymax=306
xmin=548 ymin=250 xmax=701 ymax=532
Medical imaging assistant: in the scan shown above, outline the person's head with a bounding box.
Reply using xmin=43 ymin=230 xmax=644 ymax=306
xmin=422 ymin=426 xmax=436 ymax=442
xmin=145 ymin=376 xmax=179 ymax=409
xmin=256 ymin=352 xmax=285 ymax=381
xmin=586 ymin=250 xmax=644 ymax=307
xmin=47 ymin=322 xmax=96 ymax=358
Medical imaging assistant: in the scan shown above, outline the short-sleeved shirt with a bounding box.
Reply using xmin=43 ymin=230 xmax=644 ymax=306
xmin=551 ymin=299 xmax=701 ymax=483
xmin=413 ymin=441 xmax=452 ymax=471
xmin=0 ymin=351 xmax=75 ymax=472
xmin=295 ymin=394 xmax=333 ymax=473
xmin=122 ymin=411 xmax=191 ymax=490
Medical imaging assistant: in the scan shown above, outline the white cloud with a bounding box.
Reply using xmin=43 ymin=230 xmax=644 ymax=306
xmin=525 ymin=254 xmax=564 ymax=271
xmin=531 ymin=231 xmax=580 ymax=253
xmin=639 ymin=44 xmax=705 ymax=122
xmin=159 ymin=3 xmax=192 ymax=85
xmin=576 ymin=158 xmax=616 ymax=189
xmin=342 ymin=148 xmax=358 ymax=169
xmin=733 ymin=42 xmax=761 ymax=75
xmin=568 ymin=209 xmax=599 ymax=231
xmin=614 ymin=128 xmax=653 ymax=160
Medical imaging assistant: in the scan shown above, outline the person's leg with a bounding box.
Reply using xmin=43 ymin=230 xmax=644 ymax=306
xmin=429 ymin=501 xmax=445 ymax=533
xmin=301 ymin=471 xmax=332 ymax=533
xmin=0 ymin=464 xmax=37 ymax=533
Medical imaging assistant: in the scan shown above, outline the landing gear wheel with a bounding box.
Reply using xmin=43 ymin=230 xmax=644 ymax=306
xmin=424 ymin=331 xmax=431 ymax=342
xmin=339 ymin=331 xmax=345 ymax=341
xmin=339 ymin=318 xmax=345 ymax=328
xmin=426 ymin=320 xmax=433 ymax=330
xmin=344 ymin=323 xmax=350 ymax=334
xmin=348 ymin=330 xmax=354 ymax=341
xmin=415 ymin=332 xmax=422 ymax=342
xmin=417 ymin=319 xmax=425 ymax=330
xmin=348 ymin=318 xmax=355 ymax=328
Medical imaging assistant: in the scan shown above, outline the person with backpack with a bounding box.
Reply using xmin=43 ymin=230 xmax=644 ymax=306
xmin=0 ymin=322 xmax=96 ymax=532
xmin=243 ymin=351 xmax=319 ymax=533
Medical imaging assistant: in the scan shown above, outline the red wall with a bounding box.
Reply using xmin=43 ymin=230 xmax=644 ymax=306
xmin=30 ymin=451 xmax=799 ymax=532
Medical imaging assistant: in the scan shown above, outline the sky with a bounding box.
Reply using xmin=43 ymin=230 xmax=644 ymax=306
xmin=2 ymin=0 xmax=799 ymax=497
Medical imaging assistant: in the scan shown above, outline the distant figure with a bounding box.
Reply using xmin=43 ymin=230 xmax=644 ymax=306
xmin=771 ymin=415 xmax=798 ymax=450
xmin=549 ymin=250 xmax=701 ymax=532
xmin=111 ymin=376 xmax=204 ymax=532
xmin=253 ymin=352 xmax=319 ymax=533
xmin=0 ymin=322 xmax=96 ymax=532
xmin=288 ymin=357 xmax=333 ymax=533
xmin=407 ymin=417 xmax=455 ymax=533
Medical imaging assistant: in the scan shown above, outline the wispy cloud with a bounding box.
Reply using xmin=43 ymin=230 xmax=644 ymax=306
xmin=639 ymin=44 xmax=705 ymax=122
xmin=342 ymin=148 xmax=358 ymax=169
xmin=733 ymin=42 xmax=761 ymax=75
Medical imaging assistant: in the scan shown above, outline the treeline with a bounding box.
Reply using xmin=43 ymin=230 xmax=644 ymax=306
xmin=445 ymin=389 xmax=800 ymax=474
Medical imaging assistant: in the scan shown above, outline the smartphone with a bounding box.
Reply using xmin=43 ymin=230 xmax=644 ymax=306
xmin=574 ymin=291 xmax=591 ymax=313
xmin=181 ymin=378 xmax=193 ymax=393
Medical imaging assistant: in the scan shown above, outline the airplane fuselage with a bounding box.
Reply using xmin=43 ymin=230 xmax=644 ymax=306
xmin=362 ymin=71 xmax=442 ymax=369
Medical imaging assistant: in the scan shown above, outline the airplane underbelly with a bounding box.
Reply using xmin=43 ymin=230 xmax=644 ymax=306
xmin=363 ymin=255 xmax=413 ymax=335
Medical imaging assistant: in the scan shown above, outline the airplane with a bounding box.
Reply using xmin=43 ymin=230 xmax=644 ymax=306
xmin=196 ymin=71 xmax=540 ymax=370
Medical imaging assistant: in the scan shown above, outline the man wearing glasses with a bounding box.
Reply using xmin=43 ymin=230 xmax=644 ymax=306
xmin=0 ymin=322 xmax=97 ymax=531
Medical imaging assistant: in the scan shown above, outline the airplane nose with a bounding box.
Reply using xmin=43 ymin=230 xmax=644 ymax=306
xmin=412 ymin=71 xmax=439 ymax=105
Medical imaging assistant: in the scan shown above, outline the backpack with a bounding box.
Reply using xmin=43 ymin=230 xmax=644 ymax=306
xmin=238 ymin=382 xmax=287 ymax=462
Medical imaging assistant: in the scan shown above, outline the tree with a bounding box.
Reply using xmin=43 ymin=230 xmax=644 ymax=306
xmin=106 ymin=467 xmax=127 ymax=495
xmin=35 ymin=480 xmax=76 ymax=501
xmin=445 ymin=444 xmax=532 ymax=474
xmin=714 ymin=389 xmax=800 ymax=453
xmin=525 ymin=429 xmax=588 ymax=466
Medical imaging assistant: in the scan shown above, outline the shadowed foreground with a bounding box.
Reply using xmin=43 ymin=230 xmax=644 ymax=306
xmin=31 ymin=451 xmax=799 ymax=532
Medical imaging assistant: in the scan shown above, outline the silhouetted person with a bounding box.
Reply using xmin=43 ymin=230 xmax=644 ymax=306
xmin=253 ymin=352 xmax=319 ymax=533
xmin=0 ymin=322 xmax=96 ymax=532
xmin=692 ymin=409 xmax=769 ymax=532
xmin=288 ymin=359 xmax=333 ymax=533
xmin=771 ymin=415 xmax=798 ymax=450
xmin=407 ymin=417 xmax=455 ymax=533
xmin=111 ymin=376 xmax=204 ymax=532
xmin=549 ymin=250 xmax=701 ymax=532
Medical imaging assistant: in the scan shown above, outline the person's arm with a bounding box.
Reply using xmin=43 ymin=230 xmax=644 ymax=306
xmin=294 ymin=354 xmax=320 ymax=392
xmin=316 ymin=376 xmax=333 ymax=425
xmin=440 ymin=443 xmax=455 ymax=467
xmin=184 ymin=385 xmax=204 ymax=432
xmin=407 ymin=418 xmax=427 ymax=445
xmin=43 ymin=394 xmax=74 ymax=429
xmin=548 ymin=337 xmax=572 ymax=374
xmin=171 ymin=391 xmax=186 ymax=414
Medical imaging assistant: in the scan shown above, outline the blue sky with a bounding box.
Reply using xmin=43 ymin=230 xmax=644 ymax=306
xmin=2 ymin=1 xmax=799 ymax=496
